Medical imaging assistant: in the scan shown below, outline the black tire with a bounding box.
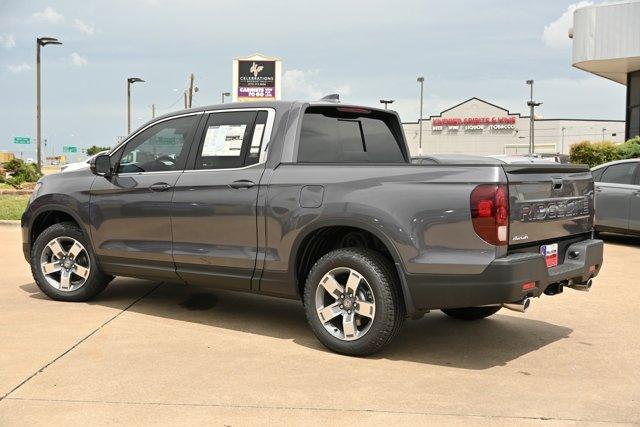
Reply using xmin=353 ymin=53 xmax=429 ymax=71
xmin=303 ymin=248 xmax=405 ymax=356
xmin=30 ymin=222 xmax=113 ymax=302
xmin=441 ymin=306 xmax=501 ymax=321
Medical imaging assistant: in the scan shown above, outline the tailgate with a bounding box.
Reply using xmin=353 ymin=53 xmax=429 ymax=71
xmin=504 ymin=164 xmax=594 ymax=246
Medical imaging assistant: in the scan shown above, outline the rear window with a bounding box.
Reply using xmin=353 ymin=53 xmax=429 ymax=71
xmin=297 ymin=107 xmax=406 ymax=163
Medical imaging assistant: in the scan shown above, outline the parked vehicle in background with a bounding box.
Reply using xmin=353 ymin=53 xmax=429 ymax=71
xmin=591 ymin=159 xmax=640 ymax=235
xmin=60 ymin=151 xmax=109 ymax=172
xmin=411 ymin=154 xmax=558 ymax=165
xmin=22 ymin=101 xmax=603 ymax=356
xmin=526 ymin=153 xmax=570 ymax=164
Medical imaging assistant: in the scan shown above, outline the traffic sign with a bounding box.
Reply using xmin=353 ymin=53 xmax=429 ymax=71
xmin=13 ymin=136 xmax=31 ymax=145
xmin=62 ymin=146 xmax=78 ymax=153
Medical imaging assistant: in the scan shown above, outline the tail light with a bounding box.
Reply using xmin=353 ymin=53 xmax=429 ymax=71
xmin=470 ymin=184 xmax=509 ymax=246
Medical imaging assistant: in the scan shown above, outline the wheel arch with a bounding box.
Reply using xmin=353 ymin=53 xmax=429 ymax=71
xmin=289 ymin=218 xmax=417 ymax=316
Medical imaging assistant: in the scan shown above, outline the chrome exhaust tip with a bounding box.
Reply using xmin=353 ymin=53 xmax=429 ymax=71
xmin=568 ymin=279 xmax=592 ymax=292
xmin=502 ymin=297 xmax=530 ymax=313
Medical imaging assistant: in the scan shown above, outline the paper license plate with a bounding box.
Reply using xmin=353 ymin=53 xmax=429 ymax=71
xmin=540 ymin=243 xmax=558 ymax=268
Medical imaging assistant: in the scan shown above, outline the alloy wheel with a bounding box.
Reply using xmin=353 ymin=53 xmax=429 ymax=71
xmin=315 ymin=267 xmax=376 ymax=341
xmin=40 ymin=236 xmax=91 ymax=292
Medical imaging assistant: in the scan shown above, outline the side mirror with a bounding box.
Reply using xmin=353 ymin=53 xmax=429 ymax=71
xmin=90 ymin=154 xmax=112 ymax=177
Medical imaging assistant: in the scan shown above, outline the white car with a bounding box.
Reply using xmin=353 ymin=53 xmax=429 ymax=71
xmin=60 ymin=151 xmax=109 ymax=172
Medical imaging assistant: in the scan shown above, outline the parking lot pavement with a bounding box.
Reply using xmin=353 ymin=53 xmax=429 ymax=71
xmin=0 ymin=225 xmax=638 ymax=426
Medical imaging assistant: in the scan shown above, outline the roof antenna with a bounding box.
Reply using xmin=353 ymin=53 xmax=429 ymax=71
xmin=320 ymin=94 xmax=340 ymax=103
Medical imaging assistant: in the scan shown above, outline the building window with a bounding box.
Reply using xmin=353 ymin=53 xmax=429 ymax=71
xmin=627 ymin=71 xmax=640 ymax=140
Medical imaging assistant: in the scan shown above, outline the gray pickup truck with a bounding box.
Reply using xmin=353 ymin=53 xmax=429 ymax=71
xmin=22 ymin=100 xmax=603 ymax=356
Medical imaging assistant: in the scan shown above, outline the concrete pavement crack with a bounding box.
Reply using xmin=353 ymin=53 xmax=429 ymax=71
xmin=0 ymin=282 xmax=163 ymax=401
xmin=1 ymin=396 xmax=634 ymax=425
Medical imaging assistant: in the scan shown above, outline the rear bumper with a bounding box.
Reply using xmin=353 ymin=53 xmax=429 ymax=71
xmin=404 ymin=239 xmax=603 ymax=310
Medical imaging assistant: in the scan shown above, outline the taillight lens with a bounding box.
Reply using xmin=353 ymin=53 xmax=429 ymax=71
xmin=470 ymin=184 xmax=509 ymax=246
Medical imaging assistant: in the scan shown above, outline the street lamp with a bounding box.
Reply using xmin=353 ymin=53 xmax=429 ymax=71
xmin=417 ymin=77 xmax=425 ymax=156
xmin=526 ymin=79 xmax=542 ymax=154
xmin=379 ymin=99 xmax=394 ymax=109
xmin=221 ymin=92 xmax=231 ymax=103
xmin=127 ymin=77 xmax=145 ymax=134
xmin=561 ymin=126 xmax=566 ymax=154
xmin=602 ymin=127 xmax=607 ymax=142
xmin=36 ymin=37 xmax=62 ymax=174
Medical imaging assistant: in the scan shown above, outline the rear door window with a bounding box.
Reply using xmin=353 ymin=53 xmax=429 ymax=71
xmin=194 ymin=111 xmax=268 ymax=169
xmin=600 ymin=163 xmax=638 ymax=185
xmin=297 ymin=107 xmax=406 ymax=163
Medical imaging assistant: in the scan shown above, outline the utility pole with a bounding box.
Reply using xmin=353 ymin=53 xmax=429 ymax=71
xmin=183 ymin=91 xmax=188 ymax=109
xmin=187 ymin=73 xmax=195 ymax=108
xmin=127 ymin=77 xmax=145 ymax=134
xmin=379 ymin=99 xmax=394 ymax=109
xmin=417 ymin=77 xmax=425 ymax=156
xmin=36 ymin=37 xmax=62 ymax=174
xmin=525 ymin=80 xmax=542 ymax=154
xmin=151 ymin=103 xmax=155 ymax=119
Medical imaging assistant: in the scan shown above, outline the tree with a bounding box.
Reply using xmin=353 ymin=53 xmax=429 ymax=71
xmin=86 ymin=145 xmax=111 ymax=156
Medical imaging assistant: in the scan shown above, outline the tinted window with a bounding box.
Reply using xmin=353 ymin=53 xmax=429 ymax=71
xmin=600 ymin=163 xmax=637 ymax=185
xmin=117 ymin=116 xmax=197 ymax=173
xmin=591 ymin=167 xmax=605 ymax=182
xmin=195 ymin=111 xmax=266 ymax=169
xmin=297 ymin=107 xmax=405 ymax=163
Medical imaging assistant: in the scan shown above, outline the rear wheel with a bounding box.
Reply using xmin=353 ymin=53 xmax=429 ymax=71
xmin=31 ymin=222 xmax=113 ymax=302
xmin=303 ymin=248 xmax=404 ymax=356
xmin=441 ymin=306 xmax=501 ymax=321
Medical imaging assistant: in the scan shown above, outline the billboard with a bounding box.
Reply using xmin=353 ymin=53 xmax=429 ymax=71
xmin=233 ymin=54 xmax=282 ymax=102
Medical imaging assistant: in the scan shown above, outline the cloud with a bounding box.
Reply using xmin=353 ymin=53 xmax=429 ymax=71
xmin=283 ymin=69 xmax=351 ymax=101
xmin=542 ymin=1 xmax=593 ymax=48
xmin=70 ymin=52 xmax=88 ymax=66
xmin=31 ymin=6 xmax=65 ymax=24
xmin=7 ymin=63 xmax=32 ymax=73
xmin=0 ymin=34 xmax=16 ymax=49
xmin=73 ymin=19 xmax=95 ymax=35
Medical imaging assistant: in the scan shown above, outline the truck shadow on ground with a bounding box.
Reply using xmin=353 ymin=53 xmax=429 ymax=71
xmin=598 ymin=232 xmax=640 ymax=248
xmin=20 ymin=279 xmax=572 ymax=370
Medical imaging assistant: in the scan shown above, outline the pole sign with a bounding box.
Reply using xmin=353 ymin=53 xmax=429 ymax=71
xmin=233 ymin=54 xmax=282 ymax=102
xmin=13 ymin=136 xmax=31 ymax=145
xmin=62 ymin=146 xmax=78 ymax=153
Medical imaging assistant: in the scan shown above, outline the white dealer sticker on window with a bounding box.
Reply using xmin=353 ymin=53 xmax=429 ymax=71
xmin=201 ymin=124 xmax=246 ymax=157
xmin=249 ymin=123 xmax=265 ymax=155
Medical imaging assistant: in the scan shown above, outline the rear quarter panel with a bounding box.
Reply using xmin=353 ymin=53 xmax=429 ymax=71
xmin=259 ymin=164 xmax=505 ymax=296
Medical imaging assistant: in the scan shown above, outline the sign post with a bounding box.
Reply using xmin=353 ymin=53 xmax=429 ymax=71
xmin=232 ymin=53 xmax=282 ymax=102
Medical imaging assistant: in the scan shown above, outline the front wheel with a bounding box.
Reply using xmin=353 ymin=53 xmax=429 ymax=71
xmin=441 ymin=306 xmax=501 ymax=321
xmin=30 ymin=222 xmax=113 ymax=302
xmin=303 ymin=248 xmax=405 ymax=356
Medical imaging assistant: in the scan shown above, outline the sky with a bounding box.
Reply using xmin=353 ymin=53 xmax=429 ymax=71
xmin=0 ymin=0 xmax=628 ymax=158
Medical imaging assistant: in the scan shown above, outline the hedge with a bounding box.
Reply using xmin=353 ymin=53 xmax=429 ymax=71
xmin=569 ymin=136 xmax=640 ymax=167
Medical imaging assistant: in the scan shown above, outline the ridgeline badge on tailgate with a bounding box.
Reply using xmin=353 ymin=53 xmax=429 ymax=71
xmin=519 ymin=197 xmax=590 ymax=223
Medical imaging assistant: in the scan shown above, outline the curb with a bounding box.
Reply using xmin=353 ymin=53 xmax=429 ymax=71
xmin=0 ymin=220 xmax=20 ymax=227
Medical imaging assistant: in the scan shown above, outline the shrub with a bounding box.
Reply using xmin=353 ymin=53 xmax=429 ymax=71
xmin=618 ymin=136 xmax=640 ymax=159
xmin=2 ymin=159 xmax=41 ymax=188
xmin=86 ymin=145 xmax=111 ymax=156
xmin=569 ymin=141 xmax=620 ymax=167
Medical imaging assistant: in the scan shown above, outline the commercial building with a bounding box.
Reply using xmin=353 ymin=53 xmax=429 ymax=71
xmin=402 ymin=97 xmax=624 ymax=157
xmin=571 ymin=0 xmax=640 ymax=140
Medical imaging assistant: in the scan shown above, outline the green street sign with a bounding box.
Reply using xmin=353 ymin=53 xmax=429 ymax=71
xmin=62 ymin=146 xmax=78 ymax=153
xmin=13 ymin=136 xmax=31 ymax=145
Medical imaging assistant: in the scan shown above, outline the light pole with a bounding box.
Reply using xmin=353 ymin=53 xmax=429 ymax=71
xmin=561 ymin=126 xmax=566 ymax=154
xmin=36 ymin=37 xmax=62 ymax=174
xmin=525 ymin=79 xmax=542 ymax=154
xmin=127 ymin=77 xmax=145 ymax=134
xmin=379 ymin=99 xmax=394 ymax=109
xmin=417 ymin=77 xmax=425 ymax=156
xmin=221 ymin=92 xmax=231 ymax=103
xmin=602 ymin=127 xmax=607 ymax=142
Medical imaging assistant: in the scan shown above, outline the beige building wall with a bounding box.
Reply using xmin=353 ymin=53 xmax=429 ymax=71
xmin=402 ymin=98 xmax=625 ymax=157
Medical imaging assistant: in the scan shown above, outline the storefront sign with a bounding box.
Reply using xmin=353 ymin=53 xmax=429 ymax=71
xmin=237 ymin=60 xmax=276 ymax=100
xmin=432 ymin=116 xmax=516 ymax=126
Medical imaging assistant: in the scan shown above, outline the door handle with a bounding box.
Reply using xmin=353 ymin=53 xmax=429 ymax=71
xmin=149 ymin=182 xmax=172 ymax=192
xmin=229 ymin=180 xmax=255 ymax=189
